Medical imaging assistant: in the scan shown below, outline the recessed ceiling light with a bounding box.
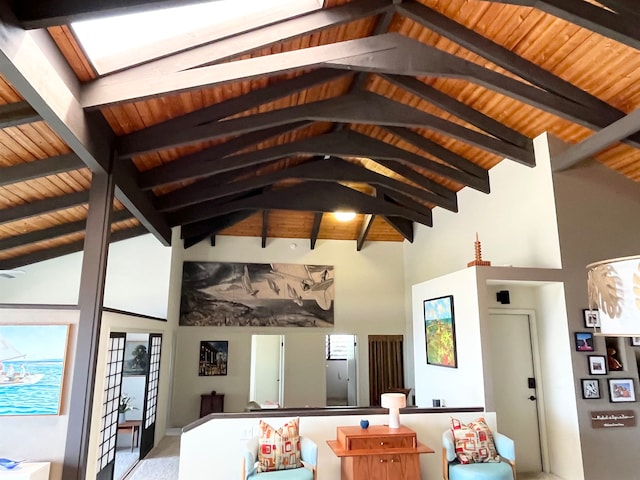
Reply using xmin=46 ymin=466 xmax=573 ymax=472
xmin=334 ymin=211 xmax=356 ymax=222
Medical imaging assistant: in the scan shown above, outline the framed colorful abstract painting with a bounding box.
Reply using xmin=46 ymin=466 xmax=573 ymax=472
xmin=424 ymin=295 xmax=458 ymax=368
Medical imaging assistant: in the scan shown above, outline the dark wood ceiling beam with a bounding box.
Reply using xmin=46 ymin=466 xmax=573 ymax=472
xmin=180 ymin=210 xmax=258 ymax=240
xmin=356 ymin=214 xmax=375 ymax=251
xmin=394 ymin=2 xmax=618 ymax=115
xmin=112 ymin=159 xmax=172 ymax=244
xmin=261 ymin=210 xmax=269 ymax=248
xmin=368 ymin=157 xmax=458 ymax=211
xmin=136 ymin=91 xmax=533 ymax=166
xmin=0 ymin=225 xmax=148 ymax=269
xmin=380 ymin=74 xmax=528 ymax=149
xmin=381 ymin=125 xmax=489 ymax=181
xmin=595 ymin=0 xmax=638 ymax=17
xmin=0 ymin=190 xmax=89 ymax=225
xmin=329 ymin=37 xmax=618 ymax=141
xmin=81 ymin=33 xmax=397 ymax=108
xmin=148 ymin=128 xmax=459 ymax=201
xmin=485 ymin=0 xmax=640 ymax=50
xmin=0 ymin=209 xmax=132 ymax=251
xmin=12 ymin=0 xmax=214 ymax=28
xmin=553 ymin=108 xmax=640 ymax=171
xmin=381 ymin=215 xmax=415 ymax=242
xmin=97 ymin=0 xmax=390 ymax=84
xmin=0 ymin=100 xmax=40 ymax=127
xmin=183 ymin=233 xmax=208 ymax=249
xmin=0 ymin=9 xmax=172 ymax=245
xmin=118 ymin=69 xmax=346 ymax=158
xmin=171 ymin=181 xmax=434 ymax=228
xmin=156 ymin=156 xmax=452 ymax=213
xmin=138 ymin=121 xmax=312 ymax=190
xmin=376 ymin=184 xmax=432 ymax=213
xmin=310 ymin=212 xmax=323 ymax=250
xmin=0 ymin=153 xmax=85 ymax=186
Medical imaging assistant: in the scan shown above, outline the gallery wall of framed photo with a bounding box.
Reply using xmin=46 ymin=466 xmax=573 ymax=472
xmin=577 ymin=308 xmax=639 ymax=406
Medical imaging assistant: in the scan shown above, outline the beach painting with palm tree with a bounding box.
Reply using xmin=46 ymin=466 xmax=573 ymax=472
xmin=179 ymin=261 xmax=335 ymax=327
xmin=0 ymin=324 xmax=69 ymax=415
xmin=424 ymin=295 xmax=458 ymax=368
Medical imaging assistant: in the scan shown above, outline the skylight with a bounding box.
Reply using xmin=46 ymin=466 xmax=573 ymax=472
xmin=72 ymin=0 xmax=321 ymax=75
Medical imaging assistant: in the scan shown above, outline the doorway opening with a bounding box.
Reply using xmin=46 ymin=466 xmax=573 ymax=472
xmin=488 ymin=311 xmax=548 ymax=477
xmin=325 ymin=334 xmax=357 ymax=406
xmin=249 ymin=334 xmax=284 ymax=408
xmin=368 ymin=335 xmax=405 ymax=406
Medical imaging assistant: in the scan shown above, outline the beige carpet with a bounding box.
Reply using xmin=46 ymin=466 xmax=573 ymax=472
xmin=125 ymin=435 xmax=180 ymax=480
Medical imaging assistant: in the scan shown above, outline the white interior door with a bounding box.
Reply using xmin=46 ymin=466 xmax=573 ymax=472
xmin=250 ymin=335 xmax=282 ymax=406
xmin=346 ymin=336 xmax=357 ymax=406
xmin=488 ymin=313 xmax=542 ymax=474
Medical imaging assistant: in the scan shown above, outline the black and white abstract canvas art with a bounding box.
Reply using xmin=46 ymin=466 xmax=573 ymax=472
xmin=179 ymin=262 xmax=335 ymax=327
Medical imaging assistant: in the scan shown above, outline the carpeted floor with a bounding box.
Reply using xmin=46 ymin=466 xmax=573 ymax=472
xmin=114 ymin=449 xmax=139 ymax=479
xmin=125 ymin=434 xmax=180 ymax=480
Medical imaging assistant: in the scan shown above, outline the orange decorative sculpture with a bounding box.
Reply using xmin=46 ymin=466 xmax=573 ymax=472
xmin=467 ymin=232 xmax=491 ymax=267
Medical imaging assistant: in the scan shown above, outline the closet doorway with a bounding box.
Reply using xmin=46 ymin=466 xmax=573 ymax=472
xmin=368 ymin=335 xmax=405 ymax=406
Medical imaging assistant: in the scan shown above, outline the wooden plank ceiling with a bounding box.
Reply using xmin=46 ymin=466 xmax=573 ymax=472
xmin=1 ymin=0 xmax=640 ymax=269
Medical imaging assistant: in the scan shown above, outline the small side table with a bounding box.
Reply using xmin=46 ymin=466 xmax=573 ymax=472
xmin=327 ymin=425 xmax=433 ymax=480
xmin=117 ymin=420 xmax=142 ymax=452
xmin=200 ymin=391 xmax=224 ymax=417
xmin=0 ymin=462 xmax=50 ymax=480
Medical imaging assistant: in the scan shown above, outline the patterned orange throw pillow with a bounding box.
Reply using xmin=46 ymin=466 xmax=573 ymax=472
xmin=257 ymin=417 xmax=302 ymax=472
xmin=450 ymin=417 xmax=499 ymax=464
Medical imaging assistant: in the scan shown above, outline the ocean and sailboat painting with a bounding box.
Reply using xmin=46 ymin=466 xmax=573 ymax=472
xmin=180 ymin=262 xmax=335 ymax=327
xmin=0 ymin=324 xmax=69 ymax=416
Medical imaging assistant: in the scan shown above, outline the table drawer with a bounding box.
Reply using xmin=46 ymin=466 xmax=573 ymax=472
xmin=349 ymin=435 xmax=414 ymax=450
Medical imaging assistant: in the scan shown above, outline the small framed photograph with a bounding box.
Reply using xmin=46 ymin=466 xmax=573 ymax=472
xmin=608 ymin=378 xmax=636 ymax=403
xmin=630 ymin=337 xmax=640 ymax=347
xmin=588 ymin=355 xmax=607 ymax=375
xmin=583 ymin=309 xmax=600 ymax=328
xmin=198 ymin=340 xmax=228 ymax=376
xmin=581 ymin=378 xmax=601 ymax=399
xmin=575 ymin=332 xmax=594 ymax=352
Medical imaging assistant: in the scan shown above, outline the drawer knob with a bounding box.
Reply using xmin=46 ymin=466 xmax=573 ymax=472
xmin=380 ymin=442 xmax=385 ymax=446
xmin=379 ymin=459 xmax=387 ymax=463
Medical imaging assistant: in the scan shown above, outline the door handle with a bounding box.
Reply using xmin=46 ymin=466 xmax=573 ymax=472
xmin=528 ymin=395 xmax=537 ymax=401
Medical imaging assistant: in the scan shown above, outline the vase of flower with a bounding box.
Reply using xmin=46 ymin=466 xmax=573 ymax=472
xmin=119 ymin=393 xmax=136 ymax=424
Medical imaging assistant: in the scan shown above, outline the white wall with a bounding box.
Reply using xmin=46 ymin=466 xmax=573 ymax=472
xmin=179 ymin=411 xmax=498 ymax=480
xmin=169 ymin=236 xmax=406 ymax=425
xmin=403 ymin=133 xmax=563 ymax=398
xmin=0 ymin=234 xmax=172 ymax=319
xmin=412 ymin=268 xmax=485 ymax=408
xmin=404 ymin=133 xmax=586 ymax=478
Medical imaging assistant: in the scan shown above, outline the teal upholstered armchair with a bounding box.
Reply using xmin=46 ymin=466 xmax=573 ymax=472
xmin=442 ymin=429 xmax=516 ymax=480
xmin=241 ymin=436 xmax=317 ymax=480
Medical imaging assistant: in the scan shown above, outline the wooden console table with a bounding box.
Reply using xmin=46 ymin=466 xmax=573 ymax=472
xmin=117 ymin=420 xmax=141 ymax=452
xmin=327 ymin=425 xmax=433 ymax=480
xmin=200 ymin=390 xmax=224 ymax=417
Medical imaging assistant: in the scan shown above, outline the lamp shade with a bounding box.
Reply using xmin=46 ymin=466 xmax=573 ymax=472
xmin=381 ymin=392 xmax=406 ymax=409
xmin=587 ymin=255 xmax=640 ymax=336
xmin=381 ymin=393 xmax=406 ymax=429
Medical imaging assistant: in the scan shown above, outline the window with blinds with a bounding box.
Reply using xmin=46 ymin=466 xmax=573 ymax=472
xmin=326 ymin=334 xmax=353 ymax=360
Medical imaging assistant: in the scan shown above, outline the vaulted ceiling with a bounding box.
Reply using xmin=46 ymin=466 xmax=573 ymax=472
xmin=1 ymin=0 xmax=640 ymax=269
